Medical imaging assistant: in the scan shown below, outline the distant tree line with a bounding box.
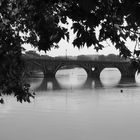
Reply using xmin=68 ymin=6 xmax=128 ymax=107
xmin=24 ymin=51 xmax=126 ymax=62
xmin=77 ymin=54 xmax=127 ymax=61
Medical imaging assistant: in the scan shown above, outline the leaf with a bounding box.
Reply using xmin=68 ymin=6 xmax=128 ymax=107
xmin=99 ymin=28 xmax=105 ymax=41
xmin=98 ymin=43 xmax=104 ymax=50
xmin=119 ymin=42 xmax=132 ymax=58
xmin=130 ymin=34 xmax=137 ymax=41
xmin=71 ymin=22 xmax=83 ymax=34
xmin=65 ymin=32 xmax=69 ymax=42
xmin=11 ymin=8 xmax=19 ymax=16
xmin=61 ymin=17 xmax=67 ymax=24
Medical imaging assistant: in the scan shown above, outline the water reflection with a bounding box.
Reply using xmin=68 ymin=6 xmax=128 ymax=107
xmin=27 ymin=68 xmax=140 ymax=91
xmin=35 ymin=78 xmax=61 ymax=91
xmin=28 ymin=77 xmax=138 ymax=93
xmin=30 ymin=77 xmax=103 ymax=91
xmin=26 ymin=78 xmax=43 ymax=90
xmin=56 ymin=76 xmax=87 ymax=89
xmin=82 ymin=78 xmax=103 ymax=89
xmin=117 ymin=77 xmax=137 ymax=88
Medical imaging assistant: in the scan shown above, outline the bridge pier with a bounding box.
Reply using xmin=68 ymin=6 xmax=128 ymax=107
xmin=83 ymin=77 xmax=103 ymax=88
xmin=87 ymin=67 xmax=103 ymax=78
xmin=36 ymin=78 xmax=61 ymax=91
xmin=44 ymin=71 xmax=55 ymax=78
xmin=44 ymin=73 xmax=55 ymax=78
xmin=119 ymin=76 xmax=136 ymax=86
xmin=43 ymin=70 xmax=56 ymax=78
xmin=119 ymin=67 xmax=136 ymax=79
xmin=42 ymin=64 xmax=57 ymax=78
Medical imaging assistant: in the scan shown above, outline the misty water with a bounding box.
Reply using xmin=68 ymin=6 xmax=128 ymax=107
xmin=1 ymin=68 xmax=140 ymax=140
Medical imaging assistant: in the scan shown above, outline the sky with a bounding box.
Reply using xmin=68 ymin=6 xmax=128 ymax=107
xmin=23 ymin=19 xmax=137 ymax=57
xmin=23 ymin=38 xmax=120 ymax=57
xmin=23 ymin=36 xmax=137 ymax=57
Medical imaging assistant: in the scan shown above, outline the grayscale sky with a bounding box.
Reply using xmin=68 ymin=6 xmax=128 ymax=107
xmin=23 ymin=19 xmax=136 ymax=57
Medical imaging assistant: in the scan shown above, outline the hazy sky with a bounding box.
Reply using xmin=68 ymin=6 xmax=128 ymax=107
xmin=24 ymin=36 xmax=137 ymax=57
xmin=23 ymin=19 xmax=137 ymax=57
xmin=23 ymin=38 xmax=120 ymax=57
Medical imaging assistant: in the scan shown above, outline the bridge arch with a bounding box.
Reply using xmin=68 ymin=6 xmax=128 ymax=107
xmin=24 ymin=60 xmax=44 ymax=77
xmin=100 ymin=67 xmax=121 ymax=74
xmin=100 ymin=68 xmax=121 ymax=86
xmin=55 ymin=63 xmax=89 ymax=77
xmin=100 ymin=67 xmax=121 ymax=77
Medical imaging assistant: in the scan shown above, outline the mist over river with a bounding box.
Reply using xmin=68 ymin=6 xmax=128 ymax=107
xmin=1 ymin=68 xmax=140 ymax=140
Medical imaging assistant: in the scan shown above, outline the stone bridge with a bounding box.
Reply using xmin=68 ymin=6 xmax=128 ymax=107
xmin=24 ymin=58 xmax=137 ymax=79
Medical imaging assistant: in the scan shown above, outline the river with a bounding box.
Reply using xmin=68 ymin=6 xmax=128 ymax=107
xmin=1 ymin=68 xmax=140 ymax=140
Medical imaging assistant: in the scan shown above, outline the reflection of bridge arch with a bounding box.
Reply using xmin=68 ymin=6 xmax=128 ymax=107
xmin=24 ymin=58 xmax=137 ymax=79
xmin=36 ymin=78 xmax=62 ymax=91
xmin=82 ymin=77 xmax=103 ymax=89
xmin=83 ymin=77 xmax=137 ymax=89
xmin=117 ymin=77 xmax=137 ymax=88
xmin=34 ymin=77 xmax=138 ymax=91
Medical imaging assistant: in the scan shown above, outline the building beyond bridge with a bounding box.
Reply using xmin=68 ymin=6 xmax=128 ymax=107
xmin=24 ymin=58 xmax=137 ymax=79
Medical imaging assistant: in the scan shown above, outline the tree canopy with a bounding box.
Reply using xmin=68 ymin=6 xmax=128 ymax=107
xmin=1 ymin=0 xmax=140 ymax=56
xmin=1 ymin=0 xmax=140 ymax=103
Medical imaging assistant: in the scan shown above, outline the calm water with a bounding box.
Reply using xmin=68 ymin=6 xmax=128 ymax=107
xmin=1 ymin=68 xmax=140 ymax=140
